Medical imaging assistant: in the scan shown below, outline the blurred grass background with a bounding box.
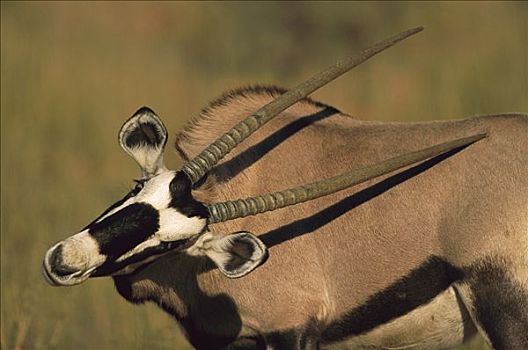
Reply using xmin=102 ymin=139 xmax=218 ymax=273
xmin=1 ymin=2 xmax=526 ymax=349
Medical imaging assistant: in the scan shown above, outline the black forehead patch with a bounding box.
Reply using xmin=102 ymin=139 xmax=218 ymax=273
xmin=125 ymin=121 xmax=164 ymax=148
xmin=89 ymin=203 xmax=159 ymax=257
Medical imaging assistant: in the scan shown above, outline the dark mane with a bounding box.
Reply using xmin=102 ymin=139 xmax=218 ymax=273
xmin=200 ymin=85 xmax=332 ymax=117
xmin=175 ymin=85 xmax=337 ymax=162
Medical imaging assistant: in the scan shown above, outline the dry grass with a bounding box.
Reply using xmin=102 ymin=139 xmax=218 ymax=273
xmin=2 ymin=2 xmax=526 ymax=349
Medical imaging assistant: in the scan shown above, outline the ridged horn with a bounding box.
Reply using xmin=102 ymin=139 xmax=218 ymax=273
xmin=181 ymin=26 xmax=424 ymax=184
xmin=206 ymin=133 xmax=487 ymax=223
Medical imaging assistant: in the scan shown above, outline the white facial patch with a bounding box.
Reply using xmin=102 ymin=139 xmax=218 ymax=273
xmin=133 ymin=171 xmax=175 ymax=209
xmin=94 ymin=171 xmax=176 ymax=225
xmin=156 ymin=208 xmax=207 ymax=242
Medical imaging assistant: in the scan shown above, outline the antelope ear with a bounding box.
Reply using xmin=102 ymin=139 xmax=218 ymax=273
xmin=187 ymin=232 xmax=268 ymax=278
xmin=119 ymin=107 xmax=168 ymax=177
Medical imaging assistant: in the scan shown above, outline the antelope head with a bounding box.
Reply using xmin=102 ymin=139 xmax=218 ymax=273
xmin=44 ymin=27 xmax=484 ymax=287
xmin=42 ymin=104 xmax=272 ymax=285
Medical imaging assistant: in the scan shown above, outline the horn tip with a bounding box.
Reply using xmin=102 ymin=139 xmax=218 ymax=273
xmin=406 ymin=26 xmax=425 ymax=36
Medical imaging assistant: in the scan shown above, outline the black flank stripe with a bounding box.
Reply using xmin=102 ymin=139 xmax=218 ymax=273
xmin=321 ymin=256 xmax=464 ymax=342
xmin=465 ymin=259 xmax=528 ymax=349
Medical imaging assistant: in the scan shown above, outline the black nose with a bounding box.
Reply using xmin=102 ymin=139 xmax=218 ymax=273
xmin=49 ymin=244 xmax=80 ymax=276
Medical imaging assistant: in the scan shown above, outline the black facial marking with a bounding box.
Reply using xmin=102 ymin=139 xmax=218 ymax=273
xmin=89 ymin=203 xmax=159 ymax=257
xmin=169 ymin=171 xmax=209 ymax=219
xmin=465 ymin=259 xmax=528 ymax=349
xmin=92 ymin=239 xmax=189 ymax=277
xmin=321 ymin=256 xmax=464 ymax=342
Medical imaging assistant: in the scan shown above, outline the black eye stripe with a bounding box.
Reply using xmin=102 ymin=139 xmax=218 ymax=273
xmin=89 ymin=203 xmax=159 ymax=257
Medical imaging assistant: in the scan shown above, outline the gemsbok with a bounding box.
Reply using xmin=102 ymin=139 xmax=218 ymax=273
xmin=43 ymin=27 xmax=528 ymax=349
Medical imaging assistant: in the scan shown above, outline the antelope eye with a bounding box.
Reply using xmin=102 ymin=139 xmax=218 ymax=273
xmin=131 ymin=179 xmax=146 ymax=194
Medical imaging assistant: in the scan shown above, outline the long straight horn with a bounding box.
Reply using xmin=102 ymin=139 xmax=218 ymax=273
xmin=206 ymin=133 xmax=487 ymax=223
xmin=181 ymin=26 xmax=424 ymax=184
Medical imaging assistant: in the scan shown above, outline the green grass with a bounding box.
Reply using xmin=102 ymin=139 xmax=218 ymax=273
xmin=1 ymin=2 xmax=526 ymax=349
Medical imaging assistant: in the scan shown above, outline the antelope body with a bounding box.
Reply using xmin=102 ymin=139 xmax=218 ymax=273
xmin=43 ymin=28 xmax=528 ymax=349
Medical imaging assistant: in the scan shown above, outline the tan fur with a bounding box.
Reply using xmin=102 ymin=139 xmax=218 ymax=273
xmin=123 ymin=87 xmax=528 ymax=348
